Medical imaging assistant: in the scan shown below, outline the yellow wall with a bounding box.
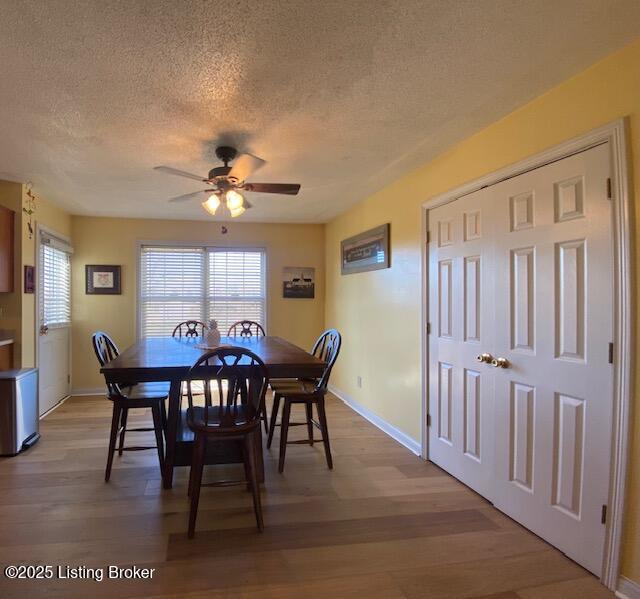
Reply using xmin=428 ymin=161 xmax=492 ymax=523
xmin=71 ymin=216 xmax=325 ymax=391
xmin=0 ymin=182 xmax=71 ymax=367
xmin=21 ymin=192 xmax=72 ymax=367
xmin=325 ymin=39 xmax=640 ymax=581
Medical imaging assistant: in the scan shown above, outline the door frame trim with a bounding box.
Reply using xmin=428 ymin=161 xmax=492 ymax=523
xmin=419 ymin=118 xmax=632 ymax=589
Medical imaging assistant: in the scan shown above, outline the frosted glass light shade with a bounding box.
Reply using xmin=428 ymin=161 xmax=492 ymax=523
xmin=202 ymin=194 xmax=220 ymax=215
xmin=225 ymin=189 xmax=244 ymax=210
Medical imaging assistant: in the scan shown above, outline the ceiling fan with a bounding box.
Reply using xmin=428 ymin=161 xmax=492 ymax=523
xmin=154 ymin=146 xmax=301 ymax=218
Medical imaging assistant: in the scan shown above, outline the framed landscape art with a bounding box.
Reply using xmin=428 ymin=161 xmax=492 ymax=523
xmin=341 ymin=223 xmax=390 ymax=275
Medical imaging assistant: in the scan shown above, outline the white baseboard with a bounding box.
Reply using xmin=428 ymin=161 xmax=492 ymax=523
xmin=39 ymin=394 xmax=70 ymax=419
xmin=71 ymin=387 xmax=105 ymax=396
xmin=617 ymin=576 xmax=640 ymax=599
xmin=329 ymin=385 xmax=422 ymax=456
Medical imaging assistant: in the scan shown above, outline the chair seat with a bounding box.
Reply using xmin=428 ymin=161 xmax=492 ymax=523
xmin=271 ymin=379 xmax=318 ymax=396
xmin=119 ymin=381 xmax=170 ymax=400
xmin=187 ymin=405 xmax=257 ymax=431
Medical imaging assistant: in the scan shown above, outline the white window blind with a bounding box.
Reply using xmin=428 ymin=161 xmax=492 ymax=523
xmin=40 ymin=237 xmax=72 ymax=327
xmin=208 ymin=250 xmax=266 ymax=334
xmin=139 ymin=246 xmax=266 ymax=337
xmin=140 ymin=247 xmax=205 ymax=337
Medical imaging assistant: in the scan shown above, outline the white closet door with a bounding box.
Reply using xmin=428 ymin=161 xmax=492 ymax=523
xmin=491 ymin=143 xmax=613 ymax=576
xmin=428 ymin=187 xmax=496 ymax=499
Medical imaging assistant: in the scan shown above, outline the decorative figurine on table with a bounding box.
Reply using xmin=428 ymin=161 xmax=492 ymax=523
xmin=205 ymin=319 xmax=221 ymax=347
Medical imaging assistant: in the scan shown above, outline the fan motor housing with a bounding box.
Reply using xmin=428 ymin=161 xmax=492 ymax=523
xmin=208 ymin=165 xmax=232 ymax=180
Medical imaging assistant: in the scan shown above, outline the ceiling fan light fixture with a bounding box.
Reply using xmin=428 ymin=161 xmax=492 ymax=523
xmin=202 ymin=193 xmax=221 ymax=216
xmin=225 ymin=189 xmax=244 ymax=211
xmin=229 ymin=204 xmax=246 ymax=218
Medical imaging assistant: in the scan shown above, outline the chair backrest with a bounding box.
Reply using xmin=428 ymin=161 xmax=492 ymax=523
xmin=92 ymin=331 xmax=121 ymax=396
xmin=311 ymin=329 xmax=342 ymax=392
xmin=172 ymin=320 xmax=207 ymax=338
xmin=227 ymin=320 xmax=266 ymax=338
xmin=186 ymin=347 xmax=269 ymax=432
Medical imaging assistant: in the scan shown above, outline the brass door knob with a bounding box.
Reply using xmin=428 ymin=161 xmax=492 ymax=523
xmin=475 ymin=353 xmax=493 ymax=364
xmin=491 ymin=357 xmax=510 ymax=368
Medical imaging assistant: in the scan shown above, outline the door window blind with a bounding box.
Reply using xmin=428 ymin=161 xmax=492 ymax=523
xmin=40 ymin=238 xmax=72 ymax=327
xmin=139 ymin=246 xmax=266 ymax=337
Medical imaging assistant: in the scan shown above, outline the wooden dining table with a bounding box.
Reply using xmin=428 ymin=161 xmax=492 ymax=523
xmin=100 ymin=335 xmax=326 ymax=488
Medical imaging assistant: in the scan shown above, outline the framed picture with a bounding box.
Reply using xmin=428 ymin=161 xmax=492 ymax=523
xmin=341 ymin=223 xmax=390 ymax=275
xmin=24 ymin=265 xmax=35 ymax=294
xmin=283 ymin=267 xmax=315 ymax=299
xmin=86 ymin=265 xmax=121 ymax=295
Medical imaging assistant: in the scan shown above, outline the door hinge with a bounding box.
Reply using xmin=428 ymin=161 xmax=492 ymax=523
xmin=426 ymin=231 xmax=431 ymax=243
xmin=601 ymin=504 xmax=607 ymax=524
xmin=608 ymin=342 xmax=614 ymax=364
xmin=607 ymin=177 xmax=612 ymax=200
xmin=67 ymin=374 xmax=71 ymax=384
xmin=426 ymin=414 xmax=432 ymax=427
xmin=427 ymin=322 xmax=431 ymax=335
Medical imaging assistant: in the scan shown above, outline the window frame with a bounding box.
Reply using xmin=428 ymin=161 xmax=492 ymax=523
xmin=136 ymin=240 xmax=268 ymax=339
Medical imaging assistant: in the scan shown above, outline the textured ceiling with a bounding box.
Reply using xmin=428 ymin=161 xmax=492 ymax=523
xmin=0 ymin=1 xmax=639 ymax=223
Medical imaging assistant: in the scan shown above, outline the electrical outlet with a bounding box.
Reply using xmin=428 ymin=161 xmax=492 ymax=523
xmin=357 ymin=376 xmax=362 ymax=388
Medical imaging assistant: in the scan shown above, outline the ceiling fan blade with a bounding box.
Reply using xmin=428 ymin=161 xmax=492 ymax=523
xmin=228 ymin=153 xmax=266 ymax=183
xmin=154 ymin=166 xmax=209 ymax=182
xmin=243 ymin=183 xmax=301 ymax=195
xmin=168 ymin=190 xmax=212 ymax=203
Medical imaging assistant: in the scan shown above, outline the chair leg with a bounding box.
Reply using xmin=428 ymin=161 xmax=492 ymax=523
xmin=261 ymin=402 xmax=269 ymax=435
xmin=118 ymin=407 xmax=128 ymax=456
xmin=266 ymin=393 xmax=281 ymax=449
xmin=316 ymin=397 xmax=333 ymax=469
xmin=278 ymin=399 xmax=292 ymax=473
xmin=151 ymin=402 xmax=165 ymax=474
xmin=242 ymin=436 xmax=253 ymax=493
xmin=187 ymin=441 xmax=198 ymax=498
xmin=105 ymin=403 xmax=121 ymax=482
xmin=160 ymin=399 xmax=167 ymax=433
xmin=187 ymin=457 xmax=194 ymax=498
xmin=244 ymin=431 xmax=264 ymax=531
xmin=305 ymin=402 xmax=314 ymax=446
xmin=188 ymin=433 xmax=206 ymax=539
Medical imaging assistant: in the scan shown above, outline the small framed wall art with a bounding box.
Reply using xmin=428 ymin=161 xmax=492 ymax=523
xmin=341 ymin=223 xmax=390 ymax=275
xmin=86 ymin=265 xmax=121 ymax=295
xmin=283 ymin=267 xmax=315 ymax=299
xmin=24 ymin=265 xmax=35 ymax=294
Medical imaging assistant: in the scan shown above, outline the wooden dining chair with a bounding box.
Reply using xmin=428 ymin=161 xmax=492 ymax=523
xmin=227 ymin=319 xmax=269 ymax=434
xmin=266 ymin=329 xmax=341 ymax=473
xmin=227 ymin=320 xmax=266 ymax=338
xmin=92 ymin=331 xmax=168 ymax=482
xmin=172 ymin=320 xmax=207 ymax=338
xmin=185 ymin=347 xmax=269 ymax=537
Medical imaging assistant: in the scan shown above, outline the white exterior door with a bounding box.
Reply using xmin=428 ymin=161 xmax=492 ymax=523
xmin=428 ymin=143 xmax=613 ymax=575
xmin=38 ymin=231 xmax=72 ymax=415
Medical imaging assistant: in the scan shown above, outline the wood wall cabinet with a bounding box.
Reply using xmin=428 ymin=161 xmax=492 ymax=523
xmin=0 ymin=205 xmax=15 ymax=293
xmin=0 ymin=343 xmax=12 ymax=370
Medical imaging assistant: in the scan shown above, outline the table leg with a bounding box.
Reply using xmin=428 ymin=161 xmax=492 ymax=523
xmin=163 ymin=378 xmax=182 ymax=489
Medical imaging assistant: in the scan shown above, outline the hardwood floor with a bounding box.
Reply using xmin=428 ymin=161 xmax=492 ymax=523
xmin=0 ymin=394 xmax=612 ymax=598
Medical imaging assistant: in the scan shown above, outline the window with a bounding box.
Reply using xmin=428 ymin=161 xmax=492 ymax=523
xmin=139 ymin=245 xmax=266 ymax=337
xmin=39 ymin=232 xmax=72 ymax=327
